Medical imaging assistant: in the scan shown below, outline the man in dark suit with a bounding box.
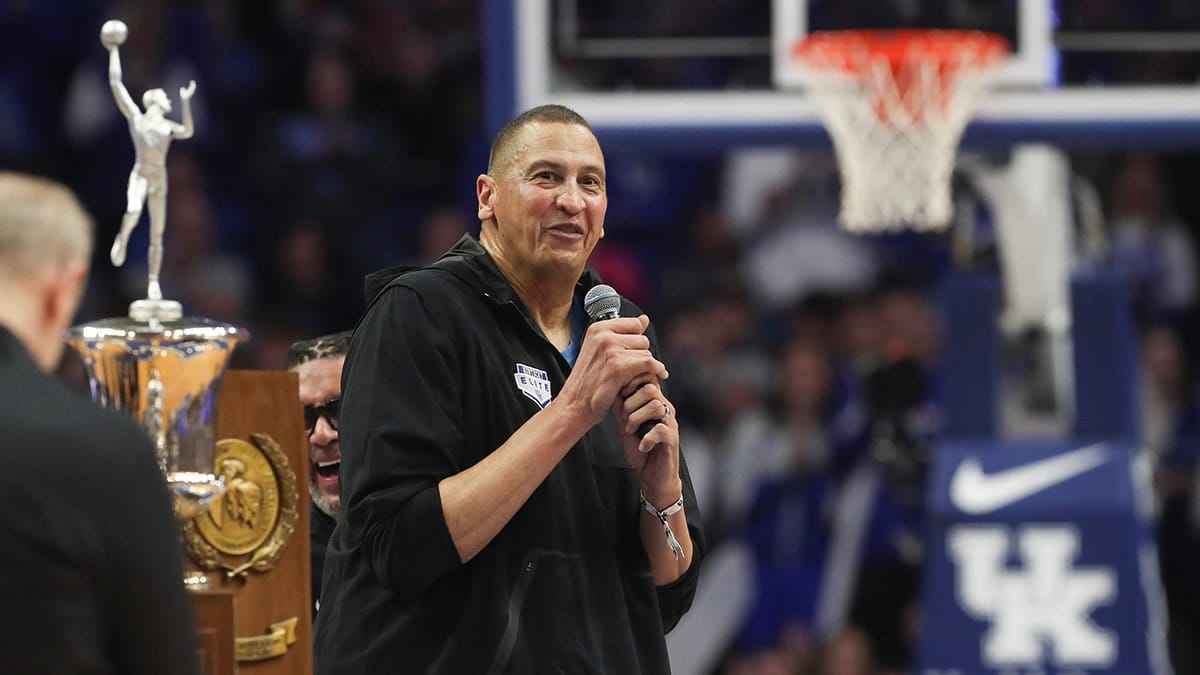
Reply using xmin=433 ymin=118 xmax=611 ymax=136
xmin=0 ymin=172 xmax=200 ymax=674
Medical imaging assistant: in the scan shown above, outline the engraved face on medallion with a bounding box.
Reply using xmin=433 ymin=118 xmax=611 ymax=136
xmin=183 ymin=433 xmax=297 ymax=578
xmin=195 ymin=439 xmax=279 ymax=555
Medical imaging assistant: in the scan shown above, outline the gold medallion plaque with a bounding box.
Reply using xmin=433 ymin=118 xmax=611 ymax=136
xmin=184 ymin=433 xmax=298 ymax=578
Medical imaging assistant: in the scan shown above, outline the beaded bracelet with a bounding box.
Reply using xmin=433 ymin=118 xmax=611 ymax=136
xmin=640 ymin=491 xmax=686 ymax=560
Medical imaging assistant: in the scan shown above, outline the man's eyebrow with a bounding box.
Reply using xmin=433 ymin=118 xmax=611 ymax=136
xmin=523 ymin=159 xmax=605 ymax=179
xmin=523 ymin=159 xmax=565 ymax=173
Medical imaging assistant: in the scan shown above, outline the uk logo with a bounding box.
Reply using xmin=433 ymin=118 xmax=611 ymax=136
xmin=948 ymin=524 xmax=1117 ymax=669
xmin=514 ymin=363 xmax=552 ymax=409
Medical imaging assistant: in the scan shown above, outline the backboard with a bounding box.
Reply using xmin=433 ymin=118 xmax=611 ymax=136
xmin=486 ymin=0 xmax=1200 ymax=151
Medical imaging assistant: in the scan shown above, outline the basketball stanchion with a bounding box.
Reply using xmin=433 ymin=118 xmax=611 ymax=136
xmin=793 ymin=30 xmax=1008 ymax=233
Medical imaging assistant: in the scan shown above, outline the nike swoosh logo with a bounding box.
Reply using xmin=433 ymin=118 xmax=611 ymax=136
xmin=950 ymin=443 xmax=1111 ymax=515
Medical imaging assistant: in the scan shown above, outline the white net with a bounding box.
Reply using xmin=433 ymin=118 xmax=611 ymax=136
xmin=796 ymin=32 xmax=1006 ymax=233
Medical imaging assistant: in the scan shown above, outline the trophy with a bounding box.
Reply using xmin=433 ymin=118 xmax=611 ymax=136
xmin=67 ymin=20 xmax=248 ymax=522
xmin=68 ymin=23 xmax=313 ymax=671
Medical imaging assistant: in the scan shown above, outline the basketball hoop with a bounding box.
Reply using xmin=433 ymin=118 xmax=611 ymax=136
xmin=793 ymin=30 xmax=1008 ymax=233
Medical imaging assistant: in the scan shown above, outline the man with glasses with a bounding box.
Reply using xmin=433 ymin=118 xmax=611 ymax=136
xmin=286 ymin=330 xmax=351 ymax=615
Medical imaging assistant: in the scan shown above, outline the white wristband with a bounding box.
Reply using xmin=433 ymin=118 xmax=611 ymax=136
xmin=640 ymin=491 xmax=686 ymax=560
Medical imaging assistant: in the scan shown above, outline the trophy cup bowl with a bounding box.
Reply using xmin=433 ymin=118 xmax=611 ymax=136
xmin=67 ymin=317 xmax=249 ymax=520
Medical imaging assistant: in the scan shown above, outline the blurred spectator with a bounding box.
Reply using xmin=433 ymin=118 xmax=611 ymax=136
xmin=720 ymin=150 xmax=879 ymax=313
xmin=416 ymin=205 xmax=470 ymax=263
xmin=730 ymin=338 xmax=839 ymax=663
xmin=658 ymin=202 xmax=744 ymax=320
xmin=587 ymin=241 xmax=653 ymax=311
xmin=237 ymin=313 xmax=305 ymax=371
xmin=259 ymin=214 xmax=358 ymax=336
xmin=661 ymin=283 xmax=762 ymax=431
xmin=774 ymin=338 xmax=839 ymax=478
xmin=818 ymin=626 xmax=876 ymax=675
xmin=705 ymin=351 xmax=786 ymax=539
xmin=1139 ymin=323 xmax=1200 ymax=675
xmin=353 ymin=0 xmax=480 ymax=203
xmin=734 ymin=463 xmax=833 ymax=668
xmin=1141 ymin=323 xmax=1199 ymax=472
xmin=837 ymin=287 xmax=941 ymax=672
xmin=250 ymin=46 xmax=402 ymax=270
xmin=1105 ymin=155 xmax=1198 ymax=324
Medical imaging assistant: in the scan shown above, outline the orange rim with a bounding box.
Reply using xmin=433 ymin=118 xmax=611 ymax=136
xmin=793 ymin=29 xmax=1008 ymax=72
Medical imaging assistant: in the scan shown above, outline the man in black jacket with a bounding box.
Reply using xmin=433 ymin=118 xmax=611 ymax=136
xmin=0 ymin=172 xmax=200 ymax=674
xmin=315 ymin=105 xmax=705 ymax=673
xmin=286 ymin=330 xmax=352 ymax=616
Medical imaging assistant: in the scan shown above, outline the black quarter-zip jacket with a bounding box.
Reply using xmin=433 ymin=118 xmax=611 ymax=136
xmin=313 ymin=235 xmax=705 ymax=674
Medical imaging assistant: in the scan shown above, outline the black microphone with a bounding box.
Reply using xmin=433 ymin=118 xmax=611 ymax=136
xmin=584 ymin=284 xmax=661 ymax=438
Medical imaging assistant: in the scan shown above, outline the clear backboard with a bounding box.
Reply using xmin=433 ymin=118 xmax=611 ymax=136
xmin=486 ymin=0 xmax=1200 ymax=151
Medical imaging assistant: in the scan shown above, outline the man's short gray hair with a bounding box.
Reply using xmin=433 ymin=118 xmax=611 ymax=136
xmin=487 ymin=104 xmax=595 ymax=175
xmin=0 ymin=172 xmax=93 ymax=280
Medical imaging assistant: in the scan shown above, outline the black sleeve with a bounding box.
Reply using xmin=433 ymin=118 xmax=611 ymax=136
xmin=105 ymin=426 xmax=200 ymax=675
xmin=655 ymin=443 xmax=706 ymax=632
xmin=645 ymin=317 xmax=707 ymax=631
xmin=339 ymin=284 xmax=465 ymax=601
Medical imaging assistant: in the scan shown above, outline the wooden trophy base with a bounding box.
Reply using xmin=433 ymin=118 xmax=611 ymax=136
xmin=185 ymin=370 xmax=312 ymax=675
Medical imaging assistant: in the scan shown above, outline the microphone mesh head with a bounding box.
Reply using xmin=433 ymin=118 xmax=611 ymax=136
xmin=584 ymin=284 xmax=621 ymax=321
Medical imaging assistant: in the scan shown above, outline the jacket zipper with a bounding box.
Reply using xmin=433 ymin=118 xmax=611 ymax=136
xmin=484 ymin=549 xmax=577 ymax=675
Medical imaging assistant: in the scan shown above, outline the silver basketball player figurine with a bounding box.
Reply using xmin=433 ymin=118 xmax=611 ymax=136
xmin=101 ymin=19 xmax=191 ymax=322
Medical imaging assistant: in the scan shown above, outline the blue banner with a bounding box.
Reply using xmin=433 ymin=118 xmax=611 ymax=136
xmin=917 ymin=439 xmax=1170 ymax=675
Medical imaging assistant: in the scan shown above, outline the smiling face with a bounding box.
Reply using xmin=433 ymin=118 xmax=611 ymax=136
xmin=477 ymin=121 xmax=607 ymax=284
xmin=293 ymin=356 xmax=344 ymax=518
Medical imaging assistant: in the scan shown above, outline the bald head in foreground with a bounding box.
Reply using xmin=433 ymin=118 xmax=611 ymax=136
xmin=0 ymin=172 xmax=201 ymax=674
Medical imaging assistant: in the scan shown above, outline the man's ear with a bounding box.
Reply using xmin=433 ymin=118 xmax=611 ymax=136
xmin=43 ymin=259 xmax=88 ymax=331
xmin=477 ymin=174 xmax=496 ymax=221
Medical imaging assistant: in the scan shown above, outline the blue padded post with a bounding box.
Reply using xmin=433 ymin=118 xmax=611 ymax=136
xmin=939 ymin=273 xmax=1001 ymax=440
xmin=1070 ymin=274 xmax=1140 ymax=442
